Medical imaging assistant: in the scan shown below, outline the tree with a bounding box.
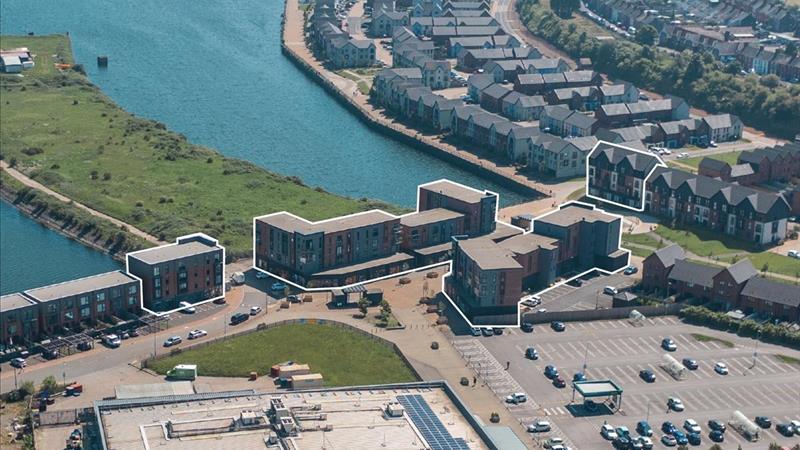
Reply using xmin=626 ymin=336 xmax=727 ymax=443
xmin=379 ymin=299 xmax=392 ymax=322
xmin=707 ymin=445 xmax=723 ymax=450
xmin=786 ymin=42 xmax=798 ymax=58
xmin=357 ymin=297 xmax=369 ymax=317
xmin=759 ymin=74 xmax=780 ymax=89
xmin=682 ymin=53 xmax=706 ymax=87
xmin=724 ymin=59 xmax=742 ymax=75
xmin=41 ymin=375 xmax=58 ymax=393
xmin=635 ymin=25 xmax=657 ymax=46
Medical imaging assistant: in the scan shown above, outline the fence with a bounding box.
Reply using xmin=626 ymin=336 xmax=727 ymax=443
xmin=141 ymin=318 xmax=422 ymax=382
xmin=522 ymin=303 xmax=686 ymax=324
xmin=38 ymin=408 xmax=92 ymax=427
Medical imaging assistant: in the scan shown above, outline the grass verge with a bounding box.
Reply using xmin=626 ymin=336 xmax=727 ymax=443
xmin=147 ymin=323 xmax=418 ymax=386
xmin=776 ymin=354 xmax=800 ymax=366
xmin=691 ymin=333 xmax=734 ymax=348
xmin=0 ymin=35 xmax=403 ymax=259
xmin=682 ymin=151 xmax=743 ymax=169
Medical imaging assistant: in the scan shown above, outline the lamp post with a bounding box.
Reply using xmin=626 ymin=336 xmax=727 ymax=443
xmin=582 ymin=343 xmax=589 ymax=375
xmin=62 ymin=362 xmax=66 ymax=388
xmin=646 ymin=400 xmax=651 ymax=423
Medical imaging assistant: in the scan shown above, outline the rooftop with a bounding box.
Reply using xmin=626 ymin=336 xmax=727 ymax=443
xmin=314 ymin=252 xmax=414 ymax=276
xmin=260 ymin=210 xmax=398 ymax=235
xmin=458 ymin=237 xmax=522 ymax=270
xmin=401 ymin=208 xmax=465 ymax=227
xmin=421 ymin=180 xmax=495 ymax=204
xmin=535 ymin=205 xmax=618 ymax=227
xmin=129 ymin=239 xmax=221 ymax=265
xmin=0 ymin=293 xmax=38 ymax=313
xmin=24 ymin=271 xmax=138 ymax=303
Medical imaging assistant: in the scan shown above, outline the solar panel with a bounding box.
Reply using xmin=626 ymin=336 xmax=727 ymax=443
xmin=397 ymin=394 xmax=471 ymax=450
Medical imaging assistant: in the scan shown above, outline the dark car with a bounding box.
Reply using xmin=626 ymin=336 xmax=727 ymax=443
xmin=525 ymin=347 xmax=539 ymax=360
xmin=709 ymin=430 xmax=724 ymax=442
xmin=573 ymin=372 xmax=586 ymax=382
xmin=230 ymin=312 xmax=249 ymax=325
xmin=41 ymin=349 xmax=59 ymax=360
xmin=623 ymin=266 xmax=638 ymax=275
xmin=481 ymin=328 xmax=493 ymax=337
xmin=612 ymin=436 xmax=631 ymax=449
xmin=662 ymin=421 xmax=677 ymax=435
xmin=639 ymin=369 xmax=656 ymax=382
xmin=552 ymin=377 xmax=566 ymax=388
xmin=707 ymin=420 xmax=725 ymax=433
xmin=636 ymin=421 xmax=652 ymax=437
xmin=521 ymin=322 xmax=534 ymax=333
xmin=682 ymin=358 xmax=698 ymax=370
xmin=544 ymin=365 xmax=559 ymax=379
xmin=672 ymin=431 xmax=688 ymax=445
xmin=755 ymin=416 xmax=772 ymax=428
xmin=550 ymin=321 xmax=566 ymax=332
xmin=776 ymin=423 xmax=795 ymax=436
xmin=77 ymin=341 xmax=93 ymax=351
xmin=492 ymin=327 xmax=503 ymax=335
xmin=687 ymin=432 xmax=701 ymax=445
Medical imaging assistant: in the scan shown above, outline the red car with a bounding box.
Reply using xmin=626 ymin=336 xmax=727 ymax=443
xmin=553 ymin=377 xmax=566 ymax=388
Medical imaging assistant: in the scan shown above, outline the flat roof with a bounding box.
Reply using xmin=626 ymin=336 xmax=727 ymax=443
xmin=95 ymin=384 xmax=490 ymax=450
xmin=573 ymin=380 xmax=623 ymax=397
xmin=260 ymin=210 xmax=398 ymax=235
xmin=458 ymin=237 xmax=522 ymax=270
xmin=401 ymin=208 xmax=464 ymax=227
xmin=421 ymin=180 xmax=494 ymax=204
xmin=536 ymin=205 xmax=618 ymax=227
xmin=314 ymin=252 xmax=414 ymax=276
xmin=129 ymin=240 xmax=220 ymax=265
xmin=498 ymin=233 xmax=559 ymax=254
xmin=115 ymin=382 xmax=194 ymax=399
xmin=24 ymin=271 xmax=138 ymax=303
xmin=413 ymin=241 xmax=453 ymax=256
xmin=0 ymin=293 xmax=38 ymax=313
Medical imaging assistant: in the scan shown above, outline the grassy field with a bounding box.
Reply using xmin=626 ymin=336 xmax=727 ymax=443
xmin=0 ymin=35 xmax=403 ymax=259
xmin=682 ymin=151 xmax=743 ymax=169
xmin=622 ymin=232 xmax=665 ymax=250
xmin=691 ymin=333 xmax=734 ymax=348
xmin=655 ymin=224 xmax=800 ymax=278
xmin=148 ymin=323 xmax=418 ymax=386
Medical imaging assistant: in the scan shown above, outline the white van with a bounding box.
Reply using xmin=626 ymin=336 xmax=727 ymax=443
xmin=103 ymin=334 xmax=122 ymax=348
xmin=179 ymin=301 xmax=196 ymax=313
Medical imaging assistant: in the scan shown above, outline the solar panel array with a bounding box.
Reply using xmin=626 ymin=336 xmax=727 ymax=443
xmin=397 ymin=394 xmax=470 ymax=450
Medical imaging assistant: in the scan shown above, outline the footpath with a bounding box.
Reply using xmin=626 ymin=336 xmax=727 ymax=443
xmin=281 ymin=0 xmax=552 ymax=199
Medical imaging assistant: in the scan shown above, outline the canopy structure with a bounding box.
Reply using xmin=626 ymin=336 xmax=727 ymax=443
xmin=571 ymin=380 xmax=624 ymax=411
xmin=660 ymin=354 xmax=686 ymax=380
xmin=628 ymin=309 xmax=645 ymax=327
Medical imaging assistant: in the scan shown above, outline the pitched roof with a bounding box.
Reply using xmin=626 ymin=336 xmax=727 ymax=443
xmin=740 ymin=277 xmax=800 ymax=307
xmin=703 ymin=113 xmax=739 ymax=129
xmin=25 ymin=271 xmax=139 ymax=302
xmin=721 ymin=259 xmax=757 ymax=284
xmin=589 ymin=143 xmax=660 ymax=173
xmin=649 ymin=244 xmax=685 ymax=267
xmin=699 ymin=157 xmax=730 ymax=172
xmin=668 ymin=260 xmax=721 ymax=288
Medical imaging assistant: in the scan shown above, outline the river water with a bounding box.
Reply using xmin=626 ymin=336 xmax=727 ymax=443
xmin=0 ymin=0 xmax=530 ymax=291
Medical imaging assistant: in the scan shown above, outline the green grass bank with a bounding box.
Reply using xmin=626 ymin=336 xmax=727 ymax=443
xmin=0 ymin=35 xmax=403 ymax=259
xmin=147 ymin=323 xmax=418 ymax=386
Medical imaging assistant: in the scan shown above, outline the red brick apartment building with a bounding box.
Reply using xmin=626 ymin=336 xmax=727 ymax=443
xmin=1 ymin=271 xmax=141 ymax=347
xmin=127 ymin=234 xmax=224 ymax=312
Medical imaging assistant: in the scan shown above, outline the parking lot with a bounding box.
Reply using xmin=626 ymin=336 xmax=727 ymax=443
xmin=522 ymin=271 xmax=637 ymax=314
xmin=453 ymin=315 xmax=800 ymax=449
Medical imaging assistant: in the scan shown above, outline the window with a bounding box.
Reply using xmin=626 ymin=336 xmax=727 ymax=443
xmin=97 ymin=303 xmax=106 ymax=313
xmin=80 ymin=307 xmax=91 ymax=318
xmin=128 ymin=285 xmax=137 ymax=294
xmin=153 ymin=266 xmax=160 ymax=276
xmin=80 ymin=296 xmax=89 ymax=306
xmin=96 ymin=292 xmax=106 ymax=302
xmin=128 ymin=296 xmax=136 ymax=306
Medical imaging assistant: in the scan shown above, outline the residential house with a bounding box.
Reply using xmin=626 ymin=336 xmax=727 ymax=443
xmin=588 ymin=142 xmax=661 ymax=209
xmin=641 ymin=244 xmax=685 ymax=294
xmin=371 ymin=10 xmax=410 ymax=37
xmin=479 ymin=83 xmax=513 ymax=112
xmin=501 ymin=93 xmax=546 ymax=121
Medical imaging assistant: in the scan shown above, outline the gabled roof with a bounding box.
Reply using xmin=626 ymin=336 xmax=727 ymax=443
xmin=482 ymin=83 xmax=513 ymax=100
xmin=668 ymin=260 xmax=721 ymax=288
xmin=542 ymin=104 xmax=572 ymax=121
xmin=649 ymin=244 xmax=685 ymax=268
xmin=468 ymin=73 xmax=495 ymax=90
xmin=703 ymin=114 xmax=739 ymax=129
xmin=698 ymin=157 xmax=730 ymax=172
xmin=564 ymin=111 xmax=596 ymax=129
xmin=740 ymin=277 xmax=800 ymax=307
xmin=720 ymin=259 xmax=757 ymax=285
xmin=517 ymin=95 xmax=546 ymax=108
xmin=589 ymin=143 xmax=660 ymax=173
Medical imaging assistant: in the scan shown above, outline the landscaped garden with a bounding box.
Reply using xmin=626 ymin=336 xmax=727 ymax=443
xmin=147 ymin=322 xmax=418 ymax=386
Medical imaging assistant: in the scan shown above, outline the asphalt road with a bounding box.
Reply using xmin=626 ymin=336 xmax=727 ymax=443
xmin=465 ymin=317 xmax=800 ymax=449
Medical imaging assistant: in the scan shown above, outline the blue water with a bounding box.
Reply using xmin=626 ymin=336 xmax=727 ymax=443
xmin=0 ymin=201 xmax=121 ymax=295
xmin=0 ymin=0 xmax=527 ymax=207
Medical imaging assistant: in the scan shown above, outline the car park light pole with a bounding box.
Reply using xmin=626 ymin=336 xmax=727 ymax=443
xmin=645 ymin=400 xmax=651 ymax=423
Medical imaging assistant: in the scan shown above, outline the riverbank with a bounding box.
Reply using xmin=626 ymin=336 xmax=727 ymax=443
xmin=0 ymin=35 xmax=403 ymax=260
xmin=279 ymin=0 xmax=549 ymax=199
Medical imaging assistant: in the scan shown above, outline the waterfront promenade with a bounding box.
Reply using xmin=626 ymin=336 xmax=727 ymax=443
xmin=282 ymin=0 xmax=554 ymax=198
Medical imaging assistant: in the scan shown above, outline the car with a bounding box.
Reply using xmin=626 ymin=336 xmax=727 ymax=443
xmin=543 ymin=437 xmax=564 ymax=449
xmin=790 ymin=420 xmax=800 ymax=435
xmin=521 ymin=294 xmax=541 ymax=307
xmin=544 ymin=365 xmax=559 ymax=379
xmin=639 ymin=369 xmax=656 ymax=382
xmin=707 ymin=419 xmax=725 ymax=432
xmin=188 ymin=329 xmax=207 ymax=340
xmin=612 ymin=436 xmax=630 ymax=449
xmin=230 ymin=312 xmax=249 ymax=325
xmin=682 ymin=358 xmax=698 ymax=370
xmin=687 ymin=432 xmax=701 ymax=445
xmin=660 ymin=148 xmax=672 ymax=155
xmin=683 ymin=419 xmax=701 ymax=434
xmin=528 ymin=420 xmax=551 ymax=432
xmin=661 ymin=434 xmax=678 ymax=446
xmin=677 ymin=152 xmax=690 ymax=159
xmin=77 ymin=341 xmax=93 ymax=351
xmin=709 ymin=141 xmax=718 ymax=147
xmin=661 ymin=338 xmax=677 ymax=351
xmin=550 ymin=321 xmax=566 ymax=332
xmin=672 ymin=431 xmax=688 ymax=445
xmin=572 ymin=372 xmax=586 ymax=382
xmin=755 ymin=416 xmax=771 ymax=428
xmin=481 ymin=327 xmax=493 ymax=336
xmin=102 ymin=334 xmax=122 ymax=348
xmin=250 ymin=306 xmax=262 ymax=315
xmin=603 ymin=286 xmax=618 ymax=295
xmin=667 ymin=397 xmax=684 ymax=412
xmin=713 ymin=362 xmax=728 ymax=375
xmin=601 ymin=424 xmax=618 ymax=440
xmin=616 ymin=426 xmax=630 ymax=438
xmin=10 ymin=357 xmax=26 ymax=368
xmin=287 ymin=294 xmax=301 ymax=303
xmin=163 ymin=336 xmax=182 ymax=347
xmin=776 ymin=423 xmax=795 ymax=436
xmin=662 ymin=421 xmax=678 ymax=434
xmin=520 ymin=322 xmax=534 ymax=333
xmin=120 ymin=332 xmax=130 ymax=340
xmin=129 ymin=329 xmax=140 ymax=337
xmin=505 ymin=392 xmax=527 ymax=404
xmin=552 ymin=377 xmax=566 ymax=388
xmin=492 ymin=327 xmax=503 ymax=335
xmin=179 ymin=301 xmax=196 ymax=313
xmin=525 ymin=347 xmax=539 ymax=360
xmin=634 ymin=436 xmax=653 ymax=449
xmin=709 ymin=430 xmax=724 ymax=442
xmin=255 ymin=271 xmax=268 ymax=279
xmin=623 ymin=266 xmax=638 ymax=275
xmin=697 ymin=141 xmax=708 ymax=148
xmin=270 ymin=282 xmax=286 ymax=292
xmin=470 ymin=327 xmax=482 ymax=336
xmin=789 ymin=250 xmax=799 ymax=259
xmin=637 ymin=420 xmax=653 ymax=437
